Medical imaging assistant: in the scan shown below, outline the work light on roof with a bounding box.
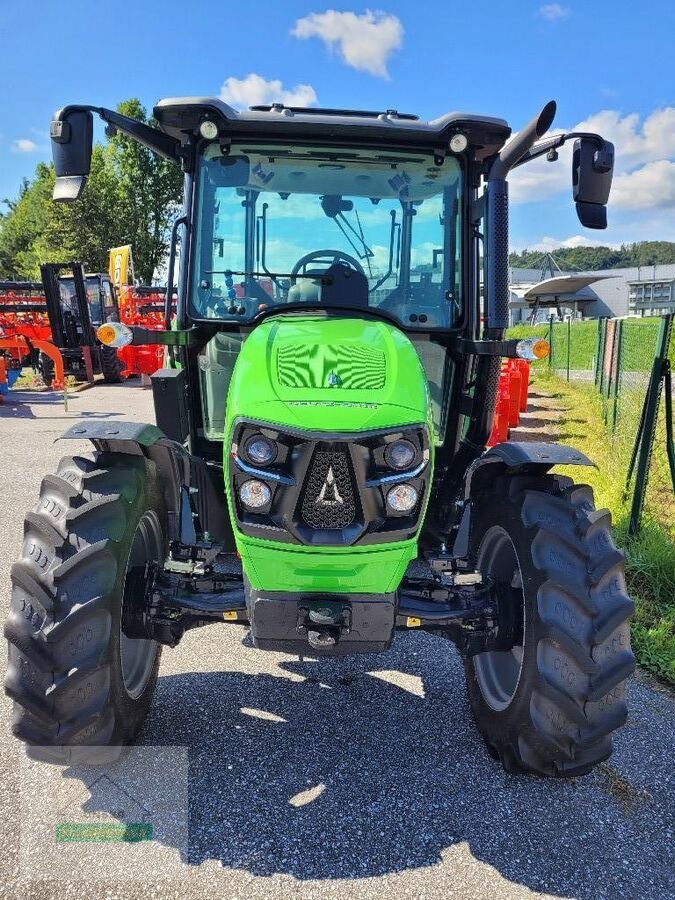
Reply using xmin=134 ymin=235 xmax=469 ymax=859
xmin=449 ymin=133 xmax=468 ymax=153
xmin=199 ymin=120 xmax=218 ymax=140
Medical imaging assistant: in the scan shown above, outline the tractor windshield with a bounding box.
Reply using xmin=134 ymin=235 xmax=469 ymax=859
xmin=190 ymin=143 xmax=463 ymax=330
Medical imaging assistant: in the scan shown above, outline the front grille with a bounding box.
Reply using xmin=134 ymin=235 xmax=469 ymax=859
xmin=300 ymin=449 xmax=356 ymax=530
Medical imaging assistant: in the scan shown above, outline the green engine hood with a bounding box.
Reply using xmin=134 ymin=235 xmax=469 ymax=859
xmin=225 ymin=315 xmax=430 ymax=432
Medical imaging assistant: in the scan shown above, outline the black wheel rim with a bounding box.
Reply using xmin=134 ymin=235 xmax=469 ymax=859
xmin=473 ymin=525 xmax=525 ymax=712
xmin=119 ymin=511 xmax=162 ymax=699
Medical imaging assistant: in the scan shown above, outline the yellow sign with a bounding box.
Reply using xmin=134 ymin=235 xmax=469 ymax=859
xmin=406 ymin=616 xmax=422 ymax=628
xmin=108 ymin=245 xmax=135 ymax=287
xmin=223 ymin=611 xmax=238 ymax=621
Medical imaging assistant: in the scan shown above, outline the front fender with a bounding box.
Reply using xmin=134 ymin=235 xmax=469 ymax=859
xmin=452 ymin=441 xmax=595 ymax=558
xmin=59 ymin=420 xmax=189 ymax=542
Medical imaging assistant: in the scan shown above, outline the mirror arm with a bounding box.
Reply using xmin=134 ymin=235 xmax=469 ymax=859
xmin=54 ymin=105 xmax=181 ymax=163
xmin=512 ymin=131 xmax=607 ymax=169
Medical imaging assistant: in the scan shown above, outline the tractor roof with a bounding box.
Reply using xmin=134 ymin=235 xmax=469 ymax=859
xmin=153 ymin=97 xmax=511 ymax=156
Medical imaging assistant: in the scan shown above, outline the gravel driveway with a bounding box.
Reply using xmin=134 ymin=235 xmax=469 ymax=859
xmin=1 ymin=382 xmax=673 ymax=900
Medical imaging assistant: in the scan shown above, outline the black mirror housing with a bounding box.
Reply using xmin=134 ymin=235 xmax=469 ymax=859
xmin=572 ymin=137 xmax=614 ymax=229
xmin=50 ymin=109 xmax=93 ymax=202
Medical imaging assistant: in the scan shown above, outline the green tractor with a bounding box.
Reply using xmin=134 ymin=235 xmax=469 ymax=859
xmin=5 ymin=97 xmax=634 ymax=776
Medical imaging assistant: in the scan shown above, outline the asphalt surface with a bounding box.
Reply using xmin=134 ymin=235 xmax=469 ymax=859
xmin=1 ymin=381 xmax=674 ymax=900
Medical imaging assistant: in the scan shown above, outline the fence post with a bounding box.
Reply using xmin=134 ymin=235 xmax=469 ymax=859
xmin=627 ymin=315 xmax=673 ymax=536
xmin=548 ymin=315 xmax=554 ymax=370
xmin=594 ymin=318 xmax=603 ymax=387
xmin=611 ymin=319 xmax=623 ymax=432
xmin=566 ymin=317 xmax=571 ymax=382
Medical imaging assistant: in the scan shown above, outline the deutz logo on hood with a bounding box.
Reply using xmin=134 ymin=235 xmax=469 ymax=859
xmin=316 ymin=466 xmax=344 ymax=506
xmin=327 ymin=370 xmax=341 ymax=387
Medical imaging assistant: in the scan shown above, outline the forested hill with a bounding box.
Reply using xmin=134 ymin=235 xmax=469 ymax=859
xmin=509 ymin=242 xmax=675 ymax=272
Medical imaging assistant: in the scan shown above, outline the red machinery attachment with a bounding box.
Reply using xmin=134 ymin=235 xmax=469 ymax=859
xmin=115 ymin=285 xmax=170 ymax=377
xmin=487 ymin=359 xmax=531 ymax=447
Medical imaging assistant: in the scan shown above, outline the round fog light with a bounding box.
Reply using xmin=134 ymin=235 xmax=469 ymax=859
xmin=245 ymin=435 xmax=277 ymax=465
xmin=386 ymin=483 xmax=418 ymax=512
xmin=239 ymin=479 xmax=271 ymax=509
xmin=385 ymin=439 xmax=416 ymax=471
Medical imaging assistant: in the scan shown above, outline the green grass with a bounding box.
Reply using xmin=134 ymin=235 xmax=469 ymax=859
xmin=508 ymin=316 xmax=672 ymax=374
xmin=529 ymin=368 xmax=675 ymax=685
xmin=507 ymin=321 xmax=598 ymax=371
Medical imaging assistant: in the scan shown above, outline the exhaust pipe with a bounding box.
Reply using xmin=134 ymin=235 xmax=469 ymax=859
xmin=483 ymin=101 xmax=557 ymax=333
xmin=489 ymin=100 xmax=557 ymax=182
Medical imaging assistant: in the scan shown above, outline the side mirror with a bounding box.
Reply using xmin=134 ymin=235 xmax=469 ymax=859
xmin=50 ymin=109 xmax=93 ymax=202
xmin=572 ymin=137 xmax=614 ymax=229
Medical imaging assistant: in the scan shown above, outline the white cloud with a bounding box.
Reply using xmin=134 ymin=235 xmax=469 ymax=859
xmin=291 ymin=10 xmax=403 ymax=78
xmin=12 ymin=138 xmax=37 ymax=153
xmin=611 ymin=160 xmax=675 ymax=210
xmin=538 ymin=4 xmax=570 ymax=21
xmin=509 ymin=106 xmax=675 ymax=213
xmin=219 ymin=74 xmax=317 ymax=109
xmin=520 ymin=235 xmax=615 ymax=252
xmin=574 ymin=107 xmax=675 ymax=167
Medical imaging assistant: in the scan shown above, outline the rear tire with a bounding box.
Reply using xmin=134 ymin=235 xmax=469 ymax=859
xmin=100 ymin=346 xmax=123 ymax=383
xmin=463 ymin=474 xmax=635 ymax=777
xmin=4 ymin=452 xmax=165 ymax=764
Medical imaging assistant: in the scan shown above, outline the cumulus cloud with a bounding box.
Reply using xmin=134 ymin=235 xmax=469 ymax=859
xmin=611 ymin=160 xmax=675 ymax=210
xmin=220 ymin=74 xmax=317 ymax=109
xmin=509 ymin=106 xmax=675 ymax=212
xmin=520 ymin=235 xmax=613 ymax=252
xmin=538 ymin=4 xmax=570 ymax=21
xmin=291 ymin=9 xmax=403 ymax=78
xmin=12 ymin=138 xmax=37 ymax=153
xmin=575 ymin=107 xmax=675 ymax=166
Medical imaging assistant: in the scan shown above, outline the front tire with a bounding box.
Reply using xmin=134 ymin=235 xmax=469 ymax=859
xmin=464 ymin=474 xmax=635 ymax=777
xmin=100 ymin=346 xmax=123 ymax=383
xmin=4 ymin=452 xmax=165 ymax=764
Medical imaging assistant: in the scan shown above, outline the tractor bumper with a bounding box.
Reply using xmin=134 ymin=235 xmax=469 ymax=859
xmin=248 ymin=588 xmax=396 ymax=655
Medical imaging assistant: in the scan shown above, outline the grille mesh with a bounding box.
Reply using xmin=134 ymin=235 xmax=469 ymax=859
xmin=300 ymin=449 xmax=356 ymax=529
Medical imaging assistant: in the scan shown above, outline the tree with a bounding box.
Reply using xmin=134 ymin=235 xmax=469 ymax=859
xmin=107 ymin=99 xmax=184 ymax=283
xmin=508 ymin=242 xmax=675 ymax=272
xmin=0 ymin=98 xmax=183 ymax=282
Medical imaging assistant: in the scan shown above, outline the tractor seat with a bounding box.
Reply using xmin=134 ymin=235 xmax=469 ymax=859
xmin=287 ymin=272 xmax=322 ymax=303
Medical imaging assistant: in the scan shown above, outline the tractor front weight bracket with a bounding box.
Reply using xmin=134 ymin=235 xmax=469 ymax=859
xmin=123 ymin=551 xmax=247 ymax=647
xmin=397 ymin=571 xmax=512 ymax=657
xmin=123 ymin=542 xmax=512 ymax=656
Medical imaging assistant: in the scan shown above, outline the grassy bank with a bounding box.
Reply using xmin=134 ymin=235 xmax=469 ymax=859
xmin=528 ymin=368 xmax=675 ymax=685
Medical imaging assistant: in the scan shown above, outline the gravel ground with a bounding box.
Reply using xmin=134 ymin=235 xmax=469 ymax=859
xmin=1 ymin=381 xmax=674 ymax=900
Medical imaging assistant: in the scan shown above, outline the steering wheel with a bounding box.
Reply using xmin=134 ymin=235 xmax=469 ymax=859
xmin=290 ymin=249 xmax=366 ymax=278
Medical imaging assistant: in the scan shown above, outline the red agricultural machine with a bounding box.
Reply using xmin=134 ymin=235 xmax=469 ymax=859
xmin=487 ymin=358 xmax=531 ymax=446
xmin=0 ymin=247 xmax=174 ymax=391
xmin=0 ymin=278 xmax=66 ymax=390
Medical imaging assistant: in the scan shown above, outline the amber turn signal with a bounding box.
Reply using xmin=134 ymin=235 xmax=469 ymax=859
xmin=516 ymin=337 xmax=550 ymax=361
xmin=96 ymin=322 xmax=133 ymax=348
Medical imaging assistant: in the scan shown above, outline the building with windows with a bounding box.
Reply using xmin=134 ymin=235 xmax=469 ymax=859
xmin=508 ymin=263 xmax=675 ymax=323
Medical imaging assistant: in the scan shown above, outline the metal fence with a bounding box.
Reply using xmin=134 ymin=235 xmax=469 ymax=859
xmin=546 ymin=315 xmax=675 ymax=537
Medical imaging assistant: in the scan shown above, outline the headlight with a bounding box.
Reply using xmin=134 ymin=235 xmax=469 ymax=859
xmin=239 ymin=480 xmax=271 ymax=509
xmin=385 ymin=439 xmax=417 ymax=471
xmin=386 ymin=483 xmax=418 ymax=512
xmin=245 ymin=435 xmax=277 ymax=466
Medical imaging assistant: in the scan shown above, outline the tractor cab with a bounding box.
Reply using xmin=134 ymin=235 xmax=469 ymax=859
xmin=188 ymin=126 xmax=468 ymax=447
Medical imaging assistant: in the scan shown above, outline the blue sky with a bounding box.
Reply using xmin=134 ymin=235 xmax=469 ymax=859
xmin=1 ymin=0 xmax=674 ymax=252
